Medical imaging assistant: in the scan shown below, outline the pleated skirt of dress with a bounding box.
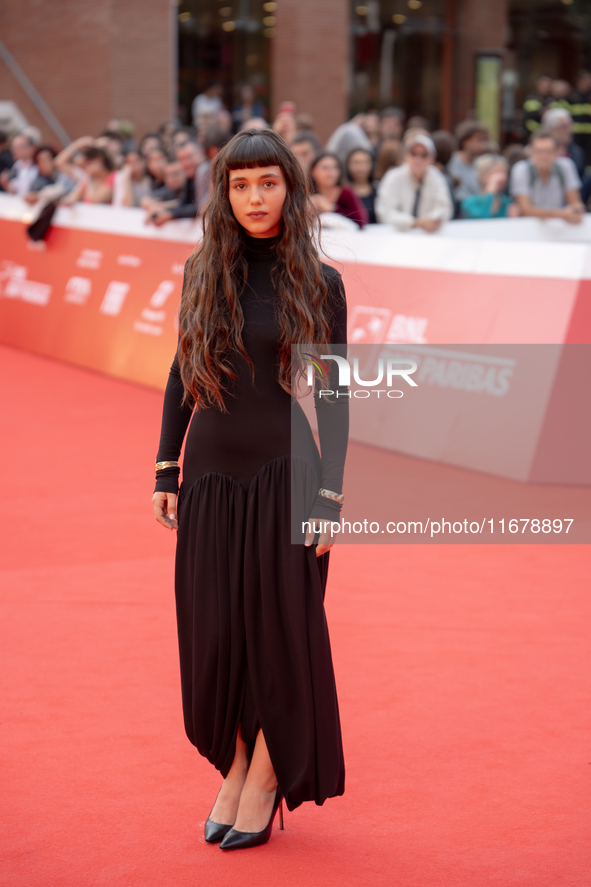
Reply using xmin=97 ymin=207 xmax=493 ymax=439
xmin=174 ymin=454 xmax=345 ymax=812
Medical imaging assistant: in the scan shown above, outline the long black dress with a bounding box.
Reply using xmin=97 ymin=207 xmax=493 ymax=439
xmin=154 ymin=230 xmax=349 ymax=812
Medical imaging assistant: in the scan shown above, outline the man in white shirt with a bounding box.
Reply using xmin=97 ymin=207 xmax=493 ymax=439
xmin=375 ymin=133 xmax=453 ymax=232
xmin=192 ymin=82 xmax=224 ymax=129
xmin=0 ymin=133 xmax=38 ymax=197
xmin=510 ymin=130 xmax=584 ymax=224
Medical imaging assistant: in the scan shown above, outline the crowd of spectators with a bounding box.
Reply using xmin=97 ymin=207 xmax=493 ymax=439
xmin=2 ymin=71 xmax=591 ymax=236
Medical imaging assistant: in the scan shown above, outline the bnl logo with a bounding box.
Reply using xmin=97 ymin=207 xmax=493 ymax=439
xmin=303 ymin=353 xmax=418 ymax=397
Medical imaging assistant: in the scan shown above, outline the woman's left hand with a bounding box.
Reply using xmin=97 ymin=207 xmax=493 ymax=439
xmin=304 ymin=517 xmax=336 ymax=557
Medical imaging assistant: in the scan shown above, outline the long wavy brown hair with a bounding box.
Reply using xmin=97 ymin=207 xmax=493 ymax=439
xmin=178 ymin=129 xmax=334 ymax=411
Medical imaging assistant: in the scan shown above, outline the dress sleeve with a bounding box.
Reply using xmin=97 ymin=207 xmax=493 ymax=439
xmin=153 ymin=266 xmax=195 ymax=494
xmin=153 ymin=353 xmax=194 ymax=494
xmin=310 ymin=268 xmax=349 ymax=522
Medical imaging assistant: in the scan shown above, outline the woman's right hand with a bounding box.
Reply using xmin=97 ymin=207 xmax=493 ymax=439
xmin=152 ymin=491 xmax=178 ymax=530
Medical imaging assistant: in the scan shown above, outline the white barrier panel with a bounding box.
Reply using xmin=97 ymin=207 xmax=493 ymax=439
xmin=2 ymin=194 xmax=591 ymax=483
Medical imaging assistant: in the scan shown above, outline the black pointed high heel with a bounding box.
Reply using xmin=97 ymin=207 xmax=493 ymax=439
xmin=204 ymin=787 xmax=235 ymax=844
xmin=219 ymin=787 xmax=284 ymax=850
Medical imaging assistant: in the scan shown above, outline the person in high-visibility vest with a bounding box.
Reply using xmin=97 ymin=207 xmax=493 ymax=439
xmin=567 ymin=71 xmax=591 ymax=170
xmin=522 ymin=75 xmax=554 ymax=134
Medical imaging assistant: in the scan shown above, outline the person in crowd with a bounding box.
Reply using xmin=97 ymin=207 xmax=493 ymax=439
xmin=326 ymin=114 xmax=373 ymax=168
xmin=97 ymin=131 xmax=124 ymax=168
xmin=503 ymin=143 xmax=527 ymax=174
xmin=431 ymin=129 xmax=458 ymax=216
xmin=272 ymin=109 xmax=297 ymax=146
xmin=192 ymin=81 xmax=224 ymax=129
xmin=541 ymin=107 xmax=585 ymax=178
xmin=379 ymin=107 xmax=405 ymax=144
xmin=309 ymin=152 xmax=369 ymax=227
xmin=0 ymin=131 xmax=13 ymax=183
xmin=509 ymin=129 xmax=583 ymax=224
xmin=149 ymin=139 xmax=205 ymax=225
xmin=158 ymin=121 xmax=178 ymax=155
xmin=373 ymin=139 xmax=401 ymax=181
xmin=24 ymin=146 xmax=58 ymax=199
xmin=145 ymin=147 xmax=168 ymax=189
xmin=568 ymin=70 xmax=591 ymax=169
xmin=360 ymin=110 xmax=381 ymax=152
xmin=375 ymin=133 xmax=453 ymax=233
xmin=550 ymin=79 xmax=572 ymax=109
xmin=406 ymin=115 xmax=431 ymax=132
xmin=522 ymin=75 xmax=554 ymax=133
xmin=345 ymin=148 xmax=377 ymax=223
xmin=172 ymin=128 xmax=194 ymax=151
xmin=106 ymin=119 xmax=135 ymax=151
xmin=0 ymin=133 xmax=38 ymax=197
xmin=291 ymin=134 xmax=321 ymax=173
xmin=448 ymin=121 xmax=490 ymax=202
xmin=232 ymin=85 xmax=266 ymax=132
xmin=112 ymin=149 xmax=152 ymax=207
xmin=294 ymin=113 xmax=316 ymax=138
xmin=143 ymin=160 xmax=187 ymax=216
xmin=139 ymin=133 xmax=164 ymax=158
xmin=212 ymin=108 xmax=233 ymax=137
xmin=23 ymin=145 xmax=75 ymax=204
xmin=21 ymin=125 xmax=42 ymax=146
xmin=61 ymin=146 xmax=115 ymax=205
xmin=460 ymin=154 xmax=518 ymax=219
xmin=54 ymin=135 xmax=96 ymax=185
xmin=241 ymin=117 xmax=270 ymax=132
xmin=195 ymin=128 xmax=232 ymax=214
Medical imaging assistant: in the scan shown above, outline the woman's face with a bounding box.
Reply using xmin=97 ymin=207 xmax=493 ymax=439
xmin=482 ymin=163 xmax=507 ymax=190
xmin=146 ymin=149 xmax=167 ymax=179
xmin=348 ymin=151 xmax=372 ymax=184
xmin=228 ymin=164 xmax=287 ymax=238
xmin=312 ymin=157 xmax=340 ymax=190
xmin=125 ymin=151 xmax=146 ymax=180
xmin=140 ymin=136 xmax=161 ymax=157
xmin=86 ymin=157 xmax=107 ymax=178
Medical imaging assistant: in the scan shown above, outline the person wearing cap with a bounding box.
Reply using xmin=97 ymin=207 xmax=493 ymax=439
xmin=375 ymin=133 xmax=453 ymax=232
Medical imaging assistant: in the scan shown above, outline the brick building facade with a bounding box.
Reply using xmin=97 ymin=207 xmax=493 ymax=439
xmin=0 ymin=0 xmax=174 ymax=146
xmin=0 ymin=0 xmax=589 ymax=147
xmin=272 ymin=0 xmax=349 ymax=145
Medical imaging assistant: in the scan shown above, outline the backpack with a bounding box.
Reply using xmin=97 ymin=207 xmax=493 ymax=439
xmin=527 ymin=159 xmax=566 ymax=202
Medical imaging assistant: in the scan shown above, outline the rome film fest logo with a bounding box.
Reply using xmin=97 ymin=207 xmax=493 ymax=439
xmin=303 ymin=352 xmax=418 ymax=398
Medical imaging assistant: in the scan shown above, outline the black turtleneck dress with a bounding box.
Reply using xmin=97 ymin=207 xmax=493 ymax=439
xmin=154 ymin=231 xmax=348 ymax=812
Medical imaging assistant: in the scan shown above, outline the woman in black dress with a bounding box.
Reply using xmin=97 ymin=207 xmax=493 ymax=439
xmin=151 ymin=129 xmax=348 ymax=850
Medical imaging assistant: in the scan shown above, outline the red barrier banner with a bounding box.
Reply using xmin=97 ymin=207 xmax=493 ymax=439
xmin=2 ymin=197 xmax=591 ymax=397
xmin=0 ymin=215 xmax=192 ymax=390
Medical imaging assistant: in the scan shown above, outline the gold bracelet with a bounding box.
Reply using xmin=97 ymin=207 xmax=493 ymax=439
xmin=155 ymin=460 xmax=180 ymax=473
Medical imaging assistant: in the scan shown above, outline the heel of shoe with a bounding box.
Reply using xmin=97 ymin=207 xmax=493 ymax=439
xmin=219 ymin=786 xmax=283 ymax=849
xmin=278 ymin=798 xmax=284 ymax=830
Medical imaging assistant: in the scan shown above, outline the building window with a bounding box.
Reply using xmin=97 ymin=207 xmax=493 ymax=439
xmin=177 ymin=0 xmax=274 ymax=130
xmin=350 ymin=0 xmax=446 ymax=128
xmin=506 ymin=0 xmax=591 ymax=141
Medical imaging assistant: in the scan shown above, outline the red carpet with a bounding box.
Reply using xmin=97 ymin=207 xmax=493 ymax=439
xmin=1 ymin=342 xmax=590 ymax=886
